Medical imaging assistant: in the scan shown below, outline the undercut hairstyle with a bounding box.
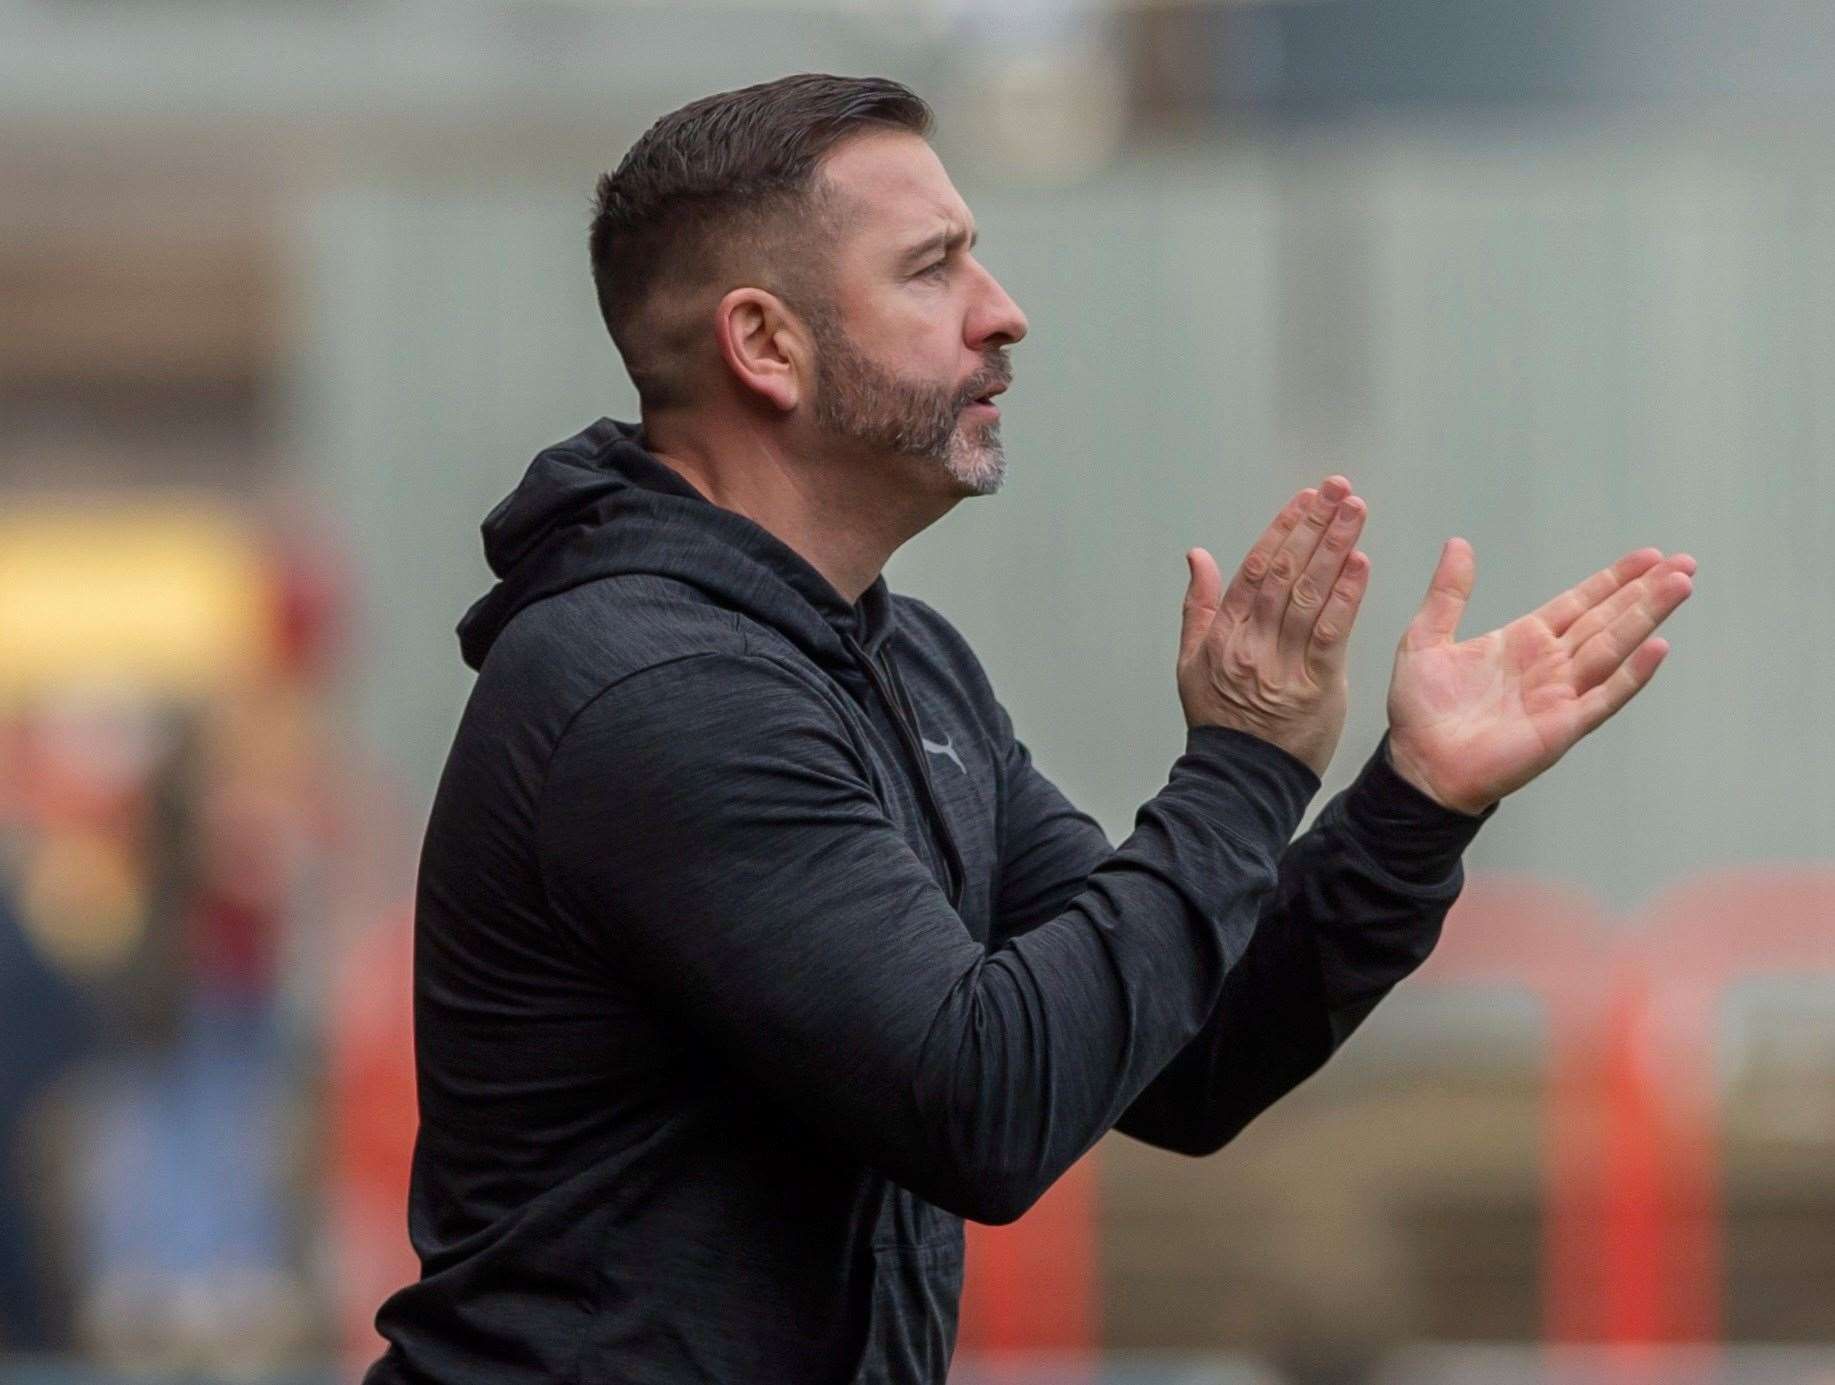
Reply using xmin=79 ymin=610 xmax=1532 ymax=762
xmin=590 ymin=73 xmax=934 ymax=412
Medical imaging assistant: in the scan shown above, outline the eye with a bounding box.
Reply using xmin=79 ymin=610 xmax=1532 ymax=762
xmin=915 ymin=259 xmax=949 ymax=281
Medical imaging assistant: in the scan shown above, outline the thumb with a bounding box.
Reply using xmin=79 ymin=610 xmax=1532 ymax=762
xmin=1179 ymin=547 xmax=1223 ymax=664
xmin=1407 ymin=537 xmax=1476 ymax=648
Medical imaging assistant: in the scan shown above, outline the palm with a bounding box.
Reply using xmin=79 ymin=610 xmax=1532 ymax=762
xmin=1391 ymin=617 xmax=1582 ymax=809
xmin=1383 ymin=540 xmax=1695 ymax=815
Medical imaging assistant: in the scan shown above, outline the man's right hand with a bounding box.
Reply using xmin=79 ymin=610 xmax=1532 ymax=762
xmin=1177 ymin=477 xmax=1370 ymax=778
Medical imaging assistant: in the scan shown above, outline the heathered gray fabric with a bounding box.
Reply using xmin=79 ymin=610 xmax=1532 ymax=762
xmin=365 ymin=418 xmax=1492 ymax=1384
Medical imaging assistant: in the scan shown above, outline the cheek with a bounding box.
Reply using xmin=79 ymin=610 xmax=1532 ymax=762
xmin=871 ymin=287 xmax=969 ymax=372
xmin=909 ymin=318 xmax=972 ymax=386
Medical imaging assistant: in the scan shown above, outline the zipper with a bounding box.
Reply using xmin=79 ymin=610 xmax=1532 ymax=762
xmin=844 ymin=635 xmax=967 ymax=909
xmin=880 ymin=649 xmax=969 ymax=910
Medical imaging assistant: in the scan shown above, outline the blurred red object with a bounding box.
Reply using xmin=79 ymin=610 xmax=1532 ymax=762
xmin=328 ymin=902 xmax=418 ymax=1371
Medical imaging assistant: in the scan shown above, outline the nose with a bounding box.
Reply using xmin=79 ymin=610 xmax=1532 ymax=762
xmin=967 ymin=260 xmax=1028 ymax=350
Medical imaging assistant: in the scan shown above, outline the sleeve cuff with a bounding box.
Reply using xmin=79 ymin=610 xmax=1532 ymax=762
xmin=1177 ymin=724 xmax=1322 ymax=846
xmin=1338 ymin=731 xmax=1497 ymax=884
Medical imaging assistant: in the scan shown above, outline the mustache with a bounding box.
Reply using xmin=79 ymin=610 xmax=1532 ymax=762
xmin=956 ymin=352 xmax=1014 ymax=408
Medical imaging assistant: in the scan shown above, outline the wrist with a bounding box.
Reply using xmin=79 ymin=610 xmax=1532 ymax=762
xmin=1382 ymin=733 xmax=1494 ymax=819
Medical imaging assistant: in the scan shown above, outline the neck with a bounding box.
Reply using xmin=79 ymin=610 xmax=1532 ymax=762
xmin=644 ymin=412 xmax=956 ymax=605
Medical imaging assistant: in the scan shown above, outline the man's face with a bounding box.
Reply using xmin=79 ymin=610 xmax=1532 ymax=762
xmin=799 ymin=131 xmax=1028 ymax=496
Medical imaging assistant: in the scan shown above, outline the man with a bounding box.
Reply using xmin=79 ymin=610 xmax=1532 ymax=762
xmin=366 ymin=74 xmax=1694 ymax=1383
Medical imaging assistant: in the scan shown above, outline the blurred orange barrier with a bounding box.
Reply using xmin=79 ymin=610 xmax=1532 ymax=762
xmin=1422 ymin=869 xmax=1835 ymax=1350
xmin=1616 ymin=871 xmax=1835 ymax=1350
xmin=1419 ymin=877 xmax=1619 ymax=1345
xmin=959 ymin=1153 xmax=1098 ymax=1354
xmin=328 ymin=902 xmax=418 ymax=1372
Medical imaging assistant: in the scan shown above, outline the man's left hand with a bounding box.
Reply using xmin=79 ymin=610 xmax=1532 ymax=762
xmin=1383 ymin=541 xmax=1696 ymax=816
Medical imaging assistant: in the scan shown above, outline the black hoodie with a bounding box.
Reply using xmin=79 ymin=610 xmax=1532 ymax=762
xmin=366 ymin=418 xmax=1493 ymax=1384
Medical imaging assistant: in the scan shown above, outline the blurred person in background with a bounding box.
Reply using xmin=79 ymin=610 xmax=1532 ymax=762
xmin=0 ymin=507 xmax=347 ymax=1366
xmin=60 ymin=693 xmax=316 ymax=1370
xmin=0 ymin=884 xmax=91 ymax=1351
xmin=366 ymin=73 xmax=1695 ymax=1384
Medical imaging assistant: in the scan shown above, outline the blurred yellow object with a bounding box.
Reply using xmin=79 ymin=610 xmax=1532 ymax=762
xmin=19 ymin=826 xmax=147 ymax=977
xmin=0 ymin=499 xmax=272 ymax=701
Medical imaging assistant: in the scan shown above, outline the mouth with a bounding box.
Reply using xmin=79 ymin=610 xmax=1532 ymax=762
xmin=965 ymin=383 xmax=1007 ymax=415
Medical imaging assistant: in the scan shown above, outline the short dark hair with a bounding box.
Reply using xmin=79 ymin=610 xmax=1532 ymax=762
xmin=589 ymin=73 xmax=933 ymax=412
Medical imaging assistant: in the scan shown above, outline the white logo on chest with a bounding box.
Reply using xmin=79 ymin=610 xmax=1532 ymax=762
xmin=920 ymin=733 xmax=967 ymax=775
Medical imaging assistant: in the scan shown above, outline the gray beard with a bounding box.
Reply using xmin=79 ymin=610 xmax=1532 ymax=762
xmin=806 ymin=308 xmax=1007 ymax=496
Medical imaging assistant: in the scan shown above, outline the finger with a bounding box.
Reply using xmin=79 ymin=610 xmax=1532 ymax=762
xmin=1569 ymin=568 xmax=1693 ymax=691
xmin=1562 ymin=553 xmax=1696 ymax=655
xmin=1280 ymin=495 xmax=1367 ymax=657
xmin=1179 ymin=547 xmax=1224 ymax=664
xmin=1403 ymin=537 xmax=1476 ymax=650
xmin=1306 ymin=549 xmax=1371 ymax=672
xmin=1574 ymin=636 xmax=1670 ymax=734
xmin=1253 ymin=476 xmax=1351 ymax=629
xmin=1219 ymin=488 xmax=1313 ymax=623
xmin=1531 ymin=548 xmax=1663 ymax=638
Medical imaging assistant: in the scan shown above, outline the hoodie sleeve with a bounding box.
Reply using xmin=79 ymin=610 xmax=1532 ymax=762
xmin=535 ymin=651 xmax=1314 ymax=1225
xmin=992 ymin=710 xmax=1496 ymax=1158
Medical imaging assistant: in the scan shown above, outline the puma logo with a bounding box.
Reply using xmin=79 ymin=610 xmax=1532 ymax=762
xmin=920 ymin=734 xmax=967 ymax=776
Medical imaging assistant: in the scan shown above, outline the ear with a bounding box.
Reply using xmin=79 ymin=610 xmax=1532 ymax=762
xmin=713 ymin=287 xmax=807 ymax=413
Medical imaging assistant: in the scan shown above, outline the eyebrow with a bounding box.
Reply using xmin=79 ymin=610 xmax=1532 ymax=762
xmin=898 ymin=223 xmax=978 ymax=267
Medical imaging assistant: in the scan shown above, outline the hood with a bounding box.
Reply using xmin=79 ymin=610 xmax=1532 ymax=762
xmin=456 ymin=418 xmax=896 ymax=674
xmin=457 ymin=417 xmax=967 ymax=909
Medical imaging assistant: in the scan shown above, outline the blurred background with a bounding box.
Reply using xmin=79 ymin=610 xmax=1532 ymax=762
xmin=3 ymin=0 xmax=1834 ymax=1381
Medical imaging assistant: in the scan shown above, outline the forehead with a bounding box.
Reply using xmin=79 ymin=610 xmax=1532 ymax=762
xmin=818 ymin=130 xmax=972 ymax=257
